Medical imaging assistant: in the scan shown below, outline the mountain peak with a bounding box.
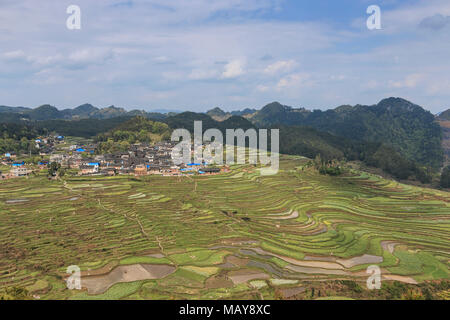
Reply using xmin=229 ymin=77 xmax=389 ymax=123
xmin=437 ymin=109 xmax=450 ymax=120
xmin=260 ymin=102 xmax=293 ymax=114
xmin=207 ymin=107 xmax=227 ymax=117
xmin=377 ymin=97 xmax=417 ymax=110
xmin=35 ymin=104 xmax=58 ymax=110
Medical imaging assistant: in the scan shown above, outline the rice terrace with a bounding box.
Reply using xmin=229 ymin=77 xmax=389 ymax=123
xmin=0 ymin=155 xmax=449 ymax=300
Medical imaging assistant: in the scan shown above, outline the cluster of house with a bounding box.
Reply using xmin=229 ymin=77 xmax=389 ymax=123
xmin=68 ymin=142 xmax=227 ymax=177
xmin=58 ymin=141 xmax=227 ymax=176
xmin=34 ymin=135 xmax=64 ymax=155
xmin=1 ymin=135 xmax=64 ymax=179
xmin=1 ymin=160 xmax=33 ymax=179
xmin=1 ymin=137 xmax=229 ymax=180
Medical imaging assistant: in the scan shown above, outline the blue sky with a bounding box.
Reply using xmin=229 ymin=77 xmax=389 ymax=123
xmin=0 ymin=0 xmax=449 ymax=113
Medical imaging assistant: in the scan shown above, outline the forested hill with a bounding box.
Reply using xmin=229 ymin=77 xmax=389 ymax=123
xmin=157 ymin=112 xmax=434 ymax=182
xmin=437 ymin=109 xmax=450 ymax=121
xmin=95 ymin=116 xmax=172 ymax=154
xmin=248 ymin=98 xmax=443 ymax=168
xmin=0 ymin=97 xmax=445 ymax=174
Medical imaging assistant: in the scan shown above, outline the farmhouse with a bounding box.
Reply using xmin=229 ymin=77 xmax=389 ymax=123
xmin=79 ymin=165 xmax=99 ymax=175
xmin=100 ymin=167 xmax=117 ymax=176
xmin=12 ymin=166 xmax=31 ymax=177
xmin=202 ymin=167 xmax=221 ymax=175
xmin=134 ymin=165 xmax=147 ymax=176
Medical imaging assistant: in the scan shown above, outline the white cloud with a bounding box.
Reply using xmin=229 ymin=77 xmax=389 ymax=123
xmin=188 ymin=69 xmax=219 ymax=80
xmin=221 ymin=60 xmax=246 ymax=79
xmin=263 ymin=60 xmax=297 ymax=75
xmin=256 ymin=84 xmax=270 ymax=92
xmin=276 ymin=73 xmax=311 ymax=90
xmin=3 ymin=50 xmax=27 ymax=60
xmin=68 ymin=49 xmax=114 ymax=67
xmin=389 ymin=74 xmax=425 ymax=89
xmin=0 ymin=0 xmax=449 ymax=112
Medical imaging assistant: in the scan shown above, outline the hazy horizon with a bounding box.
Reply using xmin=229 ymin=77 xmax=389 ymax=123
xmin=2 ymin=95 xmax=447 ymax=114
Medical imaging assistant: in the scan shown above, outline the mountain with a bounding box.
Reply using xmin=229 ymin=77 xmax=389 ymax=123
xmin=249 ymin=98 xmax=443 ymax=168
xmin=27 ymin=105 xmax=62 ymax=121
xmin=161 ymin=110 xmax=431 ymax=181
xmin=0 ymin=105 xmax=31 ymax=113
xmin=151 ymin=108 xmax=182 ymax=114
xmin=0 ymin=97 xmax=444 ymax=170
xmin=251 ymin=102 xmax=308 ymax=126
xmin=437 ymin=109 xmax=450 ymax=121
xmin=0 ymin=104 xmax=170 ymax=121
xmin=34 ymin=117 xmax=133 ymax=138
xmin=163 ymin=112 xmax=219 ymax=133
xmin=436 ymin=109 xmax=450 ymax=166
xmin=0 ymin=112 xmax=30 ymax=123
xmin=231 ymin=108 xmax=258 ymax=117
xmin=69 ymin=103 xmax=99 ymax=118
xmin=207 ymin=107 xmax=259 ymax=121
xmin=206 ymin=107 xmax=232 ymax=121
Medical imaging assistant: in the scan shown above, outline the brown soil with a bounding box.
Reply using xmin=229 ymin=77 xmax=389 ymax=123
xmin=81 ymin=264 xmax=176 ymax=294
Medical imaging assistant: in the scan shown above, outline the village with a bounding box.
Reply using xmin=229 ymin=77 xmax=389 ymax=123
xmin=0 ymin=135 xmax=228 ymax=180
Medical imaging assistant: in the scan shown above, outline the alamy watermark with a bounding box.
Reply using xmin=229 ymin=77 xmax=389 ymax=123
xmin=66 ymin=5 xmax=81 ymax=30
xmin=64 ymin=5 xmax=381 ymax=32
xmin=66 ymin=265 xmax=81 ymax=290
xmin=171 ymin=121 xmax=279 ymax=176
xmin=366 ymin=265 xmax=382 ymax=290
xmin=367 ymin=5 xmax=381 ymax=30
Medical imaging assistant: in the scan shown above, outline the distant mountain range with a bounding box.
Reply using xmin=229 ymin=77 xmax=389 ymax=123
xmin=0 ymin=104 xmax=169 ymax=121
xmin=0 ymin=98 xmax=447 ymax=169
xmin=205 ymin=98 xmax=444 ymax=168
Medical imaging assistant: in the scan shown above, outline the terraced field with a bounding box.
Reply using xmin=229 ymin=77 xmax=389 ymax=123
xmin=0 ymin=155 xmax=449 ymax=299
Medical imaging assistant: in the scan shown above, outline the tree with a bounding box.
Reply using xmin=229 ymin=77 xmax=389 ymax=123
xmin=440 ymin=166 xmax=450 ymax=188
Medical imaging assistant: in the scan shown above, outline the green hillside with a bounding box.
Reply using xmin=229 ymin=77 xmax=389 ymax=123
xmin=0 ymin=156 xmax=448 ymax=300
xmin=251 ymin=98 xmax=443 ymax=168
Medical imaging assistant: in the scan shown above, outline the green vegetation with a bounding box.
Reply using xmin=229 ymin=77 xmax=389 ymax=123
xmin=1 ymin=97 xmax=445 ymax=185
xmin=0 ymin=123 xmax=40 ymax=155
xmin=0 ymin=155 xmax=448 ymax=300
xmin=48 ymin=162 xmax=65 ymax=178
xmin=251 ymin=98 xmax=443 ymax=169
xmin=437 ymin=109 xmax=450 ymax=121
xmin=95 ymin=116 xmax=171 ymax=153
xmin=440 ymin=166 xmax=450 ymax=188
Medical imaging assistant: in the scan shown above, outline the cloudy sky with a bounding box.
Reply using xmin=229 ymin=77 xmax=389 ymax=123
xmin=0 ymin=0 xmax=449 ymax=113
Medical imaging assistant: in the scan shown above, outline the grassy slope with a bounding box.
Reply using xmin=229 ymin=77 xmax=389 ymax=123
xmin=0 ymin=155 xmax=448 ymax=300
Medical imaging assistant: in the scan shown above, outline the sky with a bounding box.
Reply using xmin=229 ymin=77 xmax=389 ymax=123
xmin=0 ymin=0 xmax=450 ymax=113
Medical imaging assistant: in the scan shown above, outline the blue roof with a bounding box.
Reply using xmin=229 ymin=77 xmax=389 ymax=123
xmin=187 ymin=163 xmax=202 ymax=166
xmin=5 ymin=153 xmax=11 ymax=157
xmin=12 ymin=162 xmax=24 ymax=167
xmin=87 ymin=162 xmax=99 ymax=166
xmin=75 ymin=148 xmax=86 ymax=152
xmin=198 ymin=171 xmax=205 ymax=174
